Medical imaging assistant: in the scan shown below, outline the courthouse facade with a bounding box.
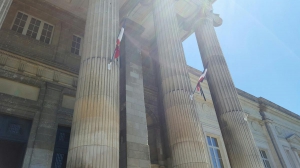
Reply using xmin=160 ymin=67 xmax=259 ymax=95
xmin=0 ymin=0 xmax=299 ymax=168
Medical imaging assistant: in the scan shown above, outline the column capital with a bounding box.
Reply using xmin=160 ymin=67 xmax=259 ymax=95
xmin=263 ymin=118 xmax=273 ymax=124
xmin=194 ymin=11 xmax=223 ymax=28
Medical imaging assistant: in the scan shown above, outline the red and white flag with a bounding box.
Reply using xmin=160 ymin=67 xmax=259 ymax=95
xmin=190 ymin=68 xmax=208 ymax=101
xmin=114 ymin=27 xmax=124 ymax=59
xmin=196 ymin=68 xmax=207 ymax=91
xmin=108 ymin=26 xmax=125 ymax=70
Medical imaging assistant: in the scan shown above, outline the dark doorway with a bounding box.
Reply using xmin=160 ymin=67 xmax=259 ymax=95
xmin=0 ymin=114 xmax=32 ymax=168
xmin=0 ymin=139 xmax=26 ymax=168
xmin=51 ymin=126 xmax=71 ymax=168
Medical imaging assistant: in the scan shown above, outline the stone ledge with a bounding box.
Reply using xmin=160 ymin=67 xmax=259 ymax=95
xmin=0 ymin=50 xmax=78 ymax=88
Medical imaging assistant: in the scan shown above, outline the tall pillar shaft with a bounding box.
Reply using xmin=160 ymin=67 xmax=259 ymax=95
xmin=121 ymin=27 xmax=151 ymax=167
xmin=66 ymin=0 xmax=119 ymax=167
xmin=153 ymin=0 xmax=209 ymax=167
xmin=194 ymin=14 xmax=265 ymax=168
xmin=0 ymin=0 xmax=12 ymax=28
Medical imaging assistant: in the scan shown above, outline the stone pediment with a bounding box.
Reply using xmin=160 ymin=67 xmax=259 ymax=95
xmin=286 ymin=134 xmax=300 ymax=145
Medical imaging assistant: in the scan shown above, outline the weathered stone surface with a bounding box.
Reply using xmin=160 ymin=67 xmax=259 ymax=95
xmin=28 ymin=83 xmax=62 ymax=168
xmin=119 ymin=24 xmax=151 ymax=168
xmin=153 ymin=0 xmax=210 ymax=167
xmin=66 ymin=0 xmax=120 ymax=167
xmin=194 ymin=12 xmax=265 ymax=168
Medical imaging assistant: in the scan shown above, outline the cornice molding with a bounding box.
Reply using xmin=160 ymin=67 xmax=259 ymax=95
xmin=0 ymin=50 xmax=78 ymax=89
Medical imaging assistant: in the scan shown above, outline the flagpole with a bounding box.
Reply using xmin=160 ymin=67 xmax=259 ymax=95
xmin=108 ymin=2 xmax=139 ymax=70
xmin=190 ymin=84 xmax=198 ymax=100
xmin=200 ymin=85 xmax=206 ymax=101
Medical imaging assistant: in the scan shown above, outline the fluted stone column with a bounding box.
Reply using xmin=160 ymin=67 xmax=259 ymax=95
xmin=153 ymin=0 xmax=210 ymax=167
xmin=66 ymin=0 xmax=119 ymax=167
xmin=0 ymin=0 xmax=12 ymax=28
xmin=194 ymin=12 xmax=265 ymax=168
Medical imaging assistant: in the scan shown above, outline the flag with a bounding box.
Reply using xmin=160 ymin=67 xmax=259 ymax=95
xmin=190 ymin=68 xmax=208 ymax=101
xmin=108 ymin=24 xmax=125 ymax=70
xmin=196 ymin=68 xmax=207 ymax=91
xmin=114 ymin=27 xmax=124 ymax=59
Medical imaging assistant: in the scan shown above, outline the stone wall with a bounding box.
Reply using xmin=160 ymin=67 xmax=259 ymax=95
xmin=0 ymin=0 xmax=85 ymax=73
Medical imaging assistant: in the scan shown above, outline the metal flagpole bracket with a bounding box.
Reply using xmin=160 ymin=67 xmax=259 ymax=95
xmin=190 ymin=94 xmax=194 ymax=100
xmin=108 ymin=62 xmax=112 ymax=70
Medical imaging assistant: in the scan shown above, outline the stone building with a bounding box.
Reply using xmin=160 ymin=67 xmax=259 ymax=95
xmin=0 ymin=0 xmax=299 ymax=168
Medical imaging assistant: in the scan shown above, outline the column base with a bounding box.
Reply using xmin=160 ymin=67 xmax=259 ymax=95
xmin=67 ymin=145 xmax=119 ymax=168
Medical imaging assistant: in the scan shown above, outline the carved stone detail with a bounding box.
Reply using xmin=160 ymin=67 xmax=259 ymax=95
xmin=18 ymin=61 xmax=27 ymax=72
xmin=0 ymin=50 xmax=77 ymax=88
xmin=0 ymin=54 xmax=8 ymax=66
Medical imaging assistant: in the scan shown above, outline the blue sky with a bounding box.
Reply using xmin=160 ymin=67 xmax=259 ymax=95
xmin=183 ymin=0 xmax=300 ymax=115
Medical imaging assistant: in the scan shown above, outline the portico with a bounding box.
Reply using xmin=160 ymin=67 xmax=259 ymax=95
xmin=1 ymin=0 xmax=297 ymax=168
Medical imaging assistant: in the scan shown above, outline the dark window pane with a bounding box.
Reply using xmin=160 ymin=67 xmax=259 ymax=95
xmin=45 ymin=38 xmax=50 ymax=44
xmin=77 ymin=37 xmax=81 ymax=43
xmin=17 ymin=13 xmax=22 ymax=18
xmin=72 ymin=42 xmax=76 ymax=47
xmin=261 ymin=151 xmax=267 ymax=159
xmin=36 ymin=20 xmax=41 ymax=26
xmin=54 ymin=153 xmax=64 ymax=168
xmin=26 ymin=31 xmax=31 ymax=36
xmin=8 ymin=124 xmax=21 ymax=134
xmin=34 ymin=26 xmax=39 ymax=32
xmin=17 ymin=27 xmax=23 ymax=33
xmin=265 ymin=160 xmax=271 ymax=168
xmin=28 ymin=24 xmax=33 ymax=30
xmin=75 ymin=50 xmax=79 ymax=55
xmin=44 ymin=24 xmax=48 ymax=29
xmin=15 ymin=18 xmax=20 ymax=25
xmin=40 ymin=36 xmax=45 ymax=42
xmin=48 ymin=26 xmax=53 ymax=31
xmin=30 ymin=18 xmax=36 ymax=24
xmin=20 ymin=21 xmax=26 ymax=27
xmin=47 ymin=32 xmax=51 ymax=37
xmin=12 ymin=25 xmax=18 ymax=31
xmin=42 ymin=30 xmax=46 ymax=35
xmin=32 ymin=32 xmax=37 ymax=38
xmin=76 ymin=43 xmax=80 ymax=48
xmin=22 ymin=15 xmax=28 ymax=20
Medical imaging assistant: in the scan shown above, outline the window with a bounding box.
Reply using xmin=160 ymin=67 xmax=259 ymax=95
xmin=51 ymin=126 xmax=71 ymax=168
xmin=11 ymin=12 xmax=28 ymax=33
xmin=285 ymin=149 xmax=296 ymax=168
xmin=207 ymin=136 xmax=224 ymax=168
xmin=40 ymin=23 xmax=53 ymax=44
xmin=259 ymin=149 xmax=272 ymax=168
xmin=71 ymin=35 xmax=82 ymax=55
xmin=12 ymin=12 xmax=54 ymax=44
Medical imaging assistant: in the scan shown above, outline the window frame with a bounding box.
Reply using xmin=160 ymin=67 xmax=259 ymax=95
xmin=11 ymin=11 xmax=54 ymax=44
xmin=259 ymin=149 xmax=272 ymax=168
xmin=206 ymin=135 xmax=225 ymax=168
xmin=71 ymin=34 xmax=83 ymax=56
